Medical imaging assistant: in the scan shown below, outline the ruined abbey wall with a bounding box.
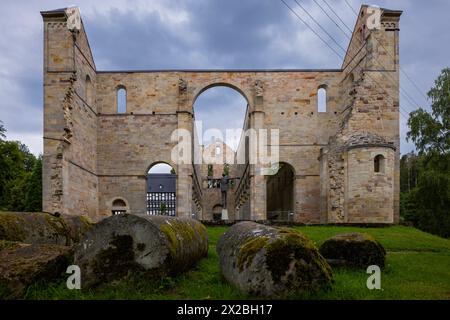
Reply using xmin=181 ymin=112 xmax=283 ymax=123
xmin=41 ymin=6 xmax=401 ymax=224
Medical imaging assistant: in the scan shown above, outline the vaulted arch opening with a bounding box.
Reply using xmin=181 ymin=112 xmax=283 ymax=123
xmin=193 ymin=85 xmax=249 ymax=221
xmin=193 ymin=85 xmax=248 ymax=154
xmin=266 ymin=162 xmax=295 ymax=221
xmin=212 ymin=204 xmax=223 ymax=221
xmin=146 ymin=162 xmax=176 ymax=216
xmin=111 ymin=197 xmax=128 ymax=215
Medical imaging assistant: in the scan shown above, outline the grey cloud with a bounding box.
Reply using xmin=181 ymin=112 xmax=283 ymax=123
xmin=194 ymin=86 xmax=247 ymax=149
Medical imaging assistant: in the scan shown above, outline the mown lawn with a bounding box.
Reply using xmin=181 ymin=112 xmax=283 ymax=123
xmin=26 ymin=225 xmax=450 ymax=300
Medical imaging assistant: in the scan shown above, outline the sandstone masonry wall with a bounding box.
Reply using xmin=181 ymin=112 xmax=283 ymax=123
xmin=41 ymin=6 xmax=401 ymax=224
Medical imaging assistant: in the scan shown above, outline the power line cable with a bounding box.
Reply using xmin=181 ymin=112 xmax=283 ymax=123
xmin=342 ymin=0 xmax=429 ymax=102
xmin=292 ymin=0 xmax=348 ymax=52
xmin=280 ymin=0 xmax=344 ymax=59
xmin=312 ymin=0 xmax=351 ymax=39
xmin=318 ymin=0 xmax=423 ymax=113
xmin=280 ymin=0 xmax=412 ymax=122
xmin=322 ymin=0 xmax=353 ymax=33
xmin=344 ymin=0 xmax=358 ymax=15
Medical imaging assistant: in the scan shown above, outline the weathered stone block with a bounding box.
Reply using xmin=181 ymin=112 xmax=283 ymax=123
xmin=217 ymin=222 xmax=332 ymax=297
xmin=319 ymin=232 xmax=386 ymax=268
xmin=74 ymin=214 xmax=208 ymax=287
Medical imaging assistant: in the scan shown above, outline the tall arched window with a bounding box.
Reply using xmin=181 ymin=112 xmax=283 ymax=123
xmin=374 ymin=154 xmax=385 ymax=173
xmin=85 ymin=75 xmax=93 ymax=106
xmin=117 ymin=86 xmax=127 ymax=113
xmin=317 ymin=86 xmax=327 ymax=113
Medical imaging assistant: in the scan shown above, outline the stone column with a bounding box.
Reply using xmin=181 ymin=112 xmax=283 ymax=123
xmin=175 ymin=78 xmax=193 ymax=218
xmin=249 ymin=79 xmax=267 ymax=220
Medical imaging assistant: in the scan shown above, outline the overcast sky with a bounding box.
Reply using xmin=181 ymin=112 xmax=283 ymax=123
xmin=0 ymin=0 xmax=448 ymax=156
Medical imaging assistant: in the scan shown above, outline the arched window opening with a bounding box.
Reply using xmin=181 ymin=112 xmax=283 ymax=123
xmin=266 ymin=162 xmax=295 ymax=222
xmin=112 ymin=199 xmax=126 ymax=207
xmin=147 ymin=163 xmax=176 ymax=216
xmin=212 ymin=204 xmax=223 ymax=221
xmin=374 ymin=154 xmax=385 ymax=173
xmin=193 ymin=85 xmax=248 ymax=155
xmin=317 ymin=87 xmax=327 ymax=113
xmin=85 ymin=75 xmax=93 ymax=106
xmin=111 ymin=198 xmax=127 ymax=215
xmin=117 ymin=86 xmax=127 ymax=113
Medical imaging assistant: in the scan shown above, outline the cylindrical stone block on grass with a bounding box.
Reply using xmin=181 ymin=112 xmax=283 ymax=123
xmin=0 ymin=240 xmax=73 ymax=299
xmin=319 ymin=233 xmax=386 ymax=268
xmin=216 ymin=221 xmax=333 ymax=297
xmin=0 ymin=212 xmax=92 ymax=245
xmin=74 ymin=214 xmax=208 ymax=287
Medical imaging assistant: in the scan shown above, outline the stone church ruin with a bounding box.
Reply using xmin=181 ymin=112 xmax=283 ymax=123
xmin=41 ymin=5 xmax=401 ymax=224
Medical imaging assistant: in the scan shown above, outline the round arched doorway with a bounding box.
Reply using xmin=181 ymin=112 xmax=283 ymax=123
xmin=147 ymin=163 xmax=176 ymax=216
xmin=266 ymin=162 xmax=295 ymax=221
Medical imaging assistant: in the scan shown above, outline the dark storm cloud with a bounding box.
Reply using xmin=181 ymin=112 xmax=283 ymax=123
xmin=84 ymin=8 xmax=195 ymax=70
xmin=0 ymin=0 xmax=449 ymax=155
xmin=84 ymin=0 xmax=344 ymax=70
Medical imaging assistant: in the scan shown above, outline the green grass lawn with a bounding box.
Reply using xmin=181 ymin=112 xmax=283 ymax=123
xmin=26 ymin=225 xmax=450 ymax=300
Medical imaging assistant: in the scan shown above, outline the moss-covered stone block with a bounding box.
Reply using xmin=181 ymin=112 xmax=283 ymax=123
xmin=217 ymin=221 xmax=333 ymax=297
xmin=319 ymin=232 xmax=386 ymax=269
xmin=0 ymin=241 xmax=73 ymax=299
xmin=0 ymin=212 xmax=93 ymax=245
xmin=74 ymin=214 xmax=208 ymax=288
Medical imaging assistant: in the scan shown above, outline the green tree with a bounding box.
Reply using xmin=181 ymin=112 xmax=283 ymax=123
xmin=24 ymin=156 xmax=43 ymax=212
xmin=400 ymin=152 xmax=419 ymax=193
xmin=207 ymin=164 xmax=213 ymax=177
xmin=2 ymin=174 xmax=30 ymax=211
xmin=407 ymin=67 xmax=449 ymax=155
xmin=0 ymin=121 xmax=41 ymax=212
xmin=159 ymin=202 xmax=167 ymax=215
xmin=223 ymin=163 xmax=230 ymax=176
xmin=0 ymin=120 xmax=5 ymax=140
xmin=413 ymin=170 xmax=450 ymax=238
xmin=0 ymin=140 xmax=27 ymax=208
xmin=403 ymin=68 xmax=450 ymax=238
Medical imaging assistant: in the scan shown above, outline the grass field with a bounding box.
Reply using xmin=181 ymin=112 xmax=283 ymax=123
xmin=26 ymin=225 xmax=450 ymax=300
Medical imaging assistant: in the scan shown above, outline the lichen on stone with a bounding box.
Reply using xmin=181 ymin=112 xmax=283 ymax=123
xmin=44 ymin=213 xmax=70 ymax=241
xmin=91 ymin=234 xmax=143 ymax=285
xmin=265 ymin=228 xmax=333 ymax=290
xmin=0 ymin=213 xmax=26 ymax=241
xmin=160 ymin=219 xmax=207 ymax=258
xmin=0 ymin=240 xmax=19 ymax=252
xmin=237 ymin=236 xmax=269 ymax=271
xmin=78 ymin=215 xmax=93 ymax=229
xmin=159 ymin=223 xmax=179 ymax=257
